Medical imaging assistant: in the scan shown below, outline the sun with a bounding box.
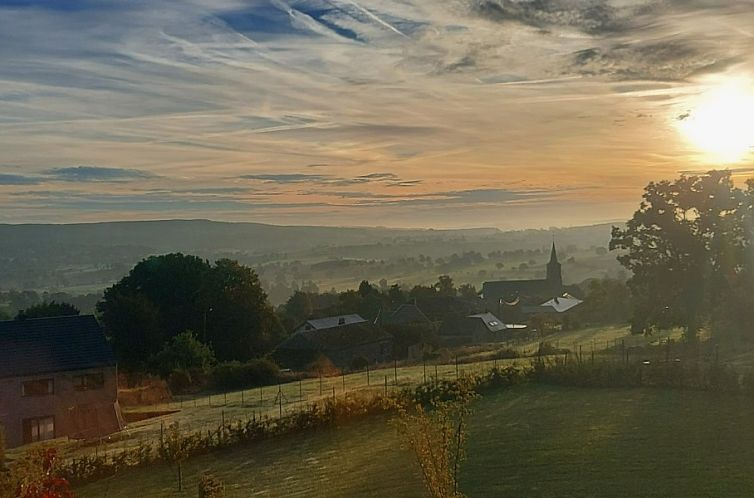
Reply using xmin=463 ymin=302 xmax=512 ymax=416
xmin=677 ymin=79 xmax=754 ymax=163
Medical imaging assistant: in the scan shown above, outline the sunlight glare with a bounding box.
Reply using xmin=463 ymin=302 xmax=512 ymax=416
xmin=678 ymin=78 xmax=754 ymax=163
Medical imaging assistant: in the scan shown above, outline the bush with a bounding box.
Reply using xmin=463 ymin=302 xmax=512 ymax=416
xmin=167 ymin=369 xmax=194 ymax=394
xmin=199 ymin=473 xmax=224 ymax=498
xmin=149 ymin=331 xmax=215 ymax=379
xmin=306 ymin=355 xmax=340 ymax=376
xmin=212 ymin=359 xmax=280 ymax=390
xmin=350 ymin=356 xmax=369 ymax=371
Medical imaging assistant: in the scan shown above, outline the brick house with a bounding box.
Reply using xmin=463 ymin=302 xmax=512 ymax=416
xmin=0 ymin=315 xmax=124 ymax=448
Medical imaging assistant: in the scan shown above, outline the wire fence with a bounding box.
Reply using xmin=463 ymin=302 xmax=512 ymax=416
xmin=58 ymin=328 xmax=685 ymax=462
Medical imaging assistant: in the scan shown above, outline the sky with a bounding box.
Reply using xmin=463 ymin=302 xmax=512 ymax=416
xmin=2 ymin=0 xmax=754 ymax=229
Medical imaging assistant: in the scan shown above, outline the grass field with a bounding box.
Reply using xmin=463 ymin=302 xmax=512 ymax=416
xmin=76 ymin=384 xmax=754 ymax=497
xmin=13 ymin=323 xmax=688 ymax=463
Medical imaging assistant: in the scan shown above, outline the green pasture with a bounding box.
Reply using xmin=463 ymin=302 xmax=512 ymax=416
xmin=77 ymin=384 xmax=754 ymax=497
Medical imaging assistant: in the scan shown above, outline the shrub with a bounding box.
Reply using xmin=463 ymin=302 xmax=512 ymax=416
xmin=212 ymin=359 xmax=280 ymax=390
xmin=167 ymin=369 xmax=194 ymax=394
xmin=149 ymin=330 xmax=216 ymax=378
xmin=306 ymin=355 xmax=340 ymax=376
xmin=350 ymin=356 xmax=369 ymax=371
xmin=199 ymin=473 xmax=225 ymax=498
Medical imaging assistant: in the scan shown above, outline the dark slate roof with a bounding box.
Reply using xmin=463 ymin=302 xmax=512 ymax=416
xmin=277 ymin=322 xmax=391 ymax=352
xmin=383 ymin=303 xmax=433 ymax=326
xmin=466 ymin=313 xmax=507 ymax=333
xmin=0 ymin=315 xmax=115 ymax=379
xmin=302 ymin=314 xmax=366 ymax=330
xmin=482 ymin=279 xmax=558 ymax=301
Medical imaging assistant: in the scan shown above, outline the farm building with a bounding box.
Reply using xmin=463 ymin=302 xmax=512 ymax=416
xmin=439 ymin=312 xmax=524 ymax=345
xmin=275 ymin=314 xmax=392 ymax=370
xmin=0 ymin=315 xmax=124 ymax=448
xmin=380 ymin=302 xmax=434 ymax=328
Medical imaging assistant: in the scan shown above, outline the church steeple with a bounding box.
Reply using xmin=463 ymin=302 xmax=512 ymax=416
xmin=546 ymin=241 xmax=562 ymax=292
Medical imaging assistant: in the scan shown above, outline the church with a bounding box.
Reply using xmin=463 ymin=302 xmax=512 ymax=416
xmin=481 ymin=242 xmax=563 ymax=307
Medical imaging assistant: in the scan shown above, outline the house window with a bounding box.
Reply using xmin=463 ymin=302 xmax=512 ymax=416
xmin=22 ymin=416 xmax=55 ymax=444
xmin=74 ymin=372 xmax=105 ymax=391
xmin=22 ymin=378 xmax=54 ymax=397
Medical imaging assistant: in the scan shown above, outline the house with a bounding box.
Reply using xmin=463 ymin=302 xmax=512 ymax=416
xmin=379 ymin=302 xmax=437 ymax=360
xmin=293 ymin=314 xmax=366 ymax=334
xmin=0 ymin=315 xmax=124 ymax=448
xmin=482 ymin=243 xmax=564 ymax=313
xmin=439 ymin=312 xmax=524 ymax=345
xmin=275 ymin=314 xmax=392 ymax=370
xmin=381 ymin=302 xmax=434 ymax=328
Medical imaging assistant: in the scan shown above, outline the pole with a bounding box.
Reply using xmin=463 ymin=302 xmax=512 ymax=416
xmin=278 ymin=388 xmax=283 ymax=418
xmin=423 ymin=360 xmax=426 ymax=383
xmin=455 ymin=356 xmax=459 ymax=378
xmin=241 ymin=389 xmax=244 ymax=405
xmin=394 ymin=360 xmax=398 ymax=385
xmin=366 ymin=364 xmax=370 ymax=386
xmin=384 ymin=375 xmax=388 ymax=396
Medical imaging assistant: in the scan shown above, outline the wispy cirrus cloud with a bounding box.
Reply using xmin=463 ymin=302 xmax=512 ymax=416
xmin=2 ymin=0 xmax=754 ymax=227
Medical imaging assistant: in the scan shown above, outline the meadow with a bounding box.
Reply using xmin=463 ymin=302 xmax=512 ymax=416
xmin=76 ymin=384 xmax=754 ymax=497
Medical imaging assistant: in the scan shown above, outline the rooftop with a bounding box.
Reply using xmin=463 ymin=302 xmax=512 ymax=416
xmin=0 ymin=315 xmax=116 ymax=379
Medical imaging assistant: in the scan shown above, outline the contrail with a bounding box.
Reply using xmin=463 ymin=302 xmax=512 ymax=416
xmin=338 ymin=0 xmax=410 ymax=39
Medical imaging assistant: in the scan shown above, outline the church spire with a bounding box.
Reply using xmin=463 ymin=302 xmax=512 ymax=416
xmin=549 ymin=241 xmax=558 ymax=264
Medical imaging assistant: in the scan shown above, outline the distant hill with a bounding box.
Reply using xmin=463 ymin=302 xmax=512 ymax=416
xmin=0 ymin=219 xmax=622 ymax=303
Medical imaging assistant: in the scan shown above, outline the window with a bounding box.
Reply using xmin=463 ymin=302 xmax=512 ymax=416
xmin=22 ymin=378 xmax=54 ymax=396
xmin=74 ymin=372 xmax=105 ymax=391
xmin=22 ymin=416 xmax=55 ymax=444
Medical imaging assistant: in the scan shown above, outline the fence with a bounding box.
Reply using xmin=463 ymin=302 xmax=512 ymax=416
xmin=59 ymin=328 xmax=688 ymax=462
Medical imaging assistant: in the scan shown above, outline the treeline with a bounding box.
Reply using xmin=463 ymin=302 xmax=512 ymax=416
xmin=611 ymin=170 xmax=754 ymax=341
xmin=0 ymin=290 xmax=100 ymax=320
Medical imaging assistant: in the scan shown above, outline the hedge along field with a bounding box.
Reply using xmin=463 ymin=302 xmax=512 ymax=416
xmin=77 ymin=383 xmax=754 ymax=497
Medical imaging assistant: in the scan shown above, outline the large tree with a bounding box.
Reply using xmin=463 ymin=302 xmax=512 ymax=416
xmin=611 ymin=171 xmax=748 ymax=340
xmin=98 ymin=254 xmax=284 ymax=368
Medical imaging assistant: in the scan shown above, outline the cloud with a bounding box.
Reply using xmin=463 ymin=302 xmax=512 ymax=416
xmin=570 ymin=40 xmax=737 ymax=81
xmin=240 ymin=173 xmax=330 ymax=183
xmin=469 ymin=0 xmax=631 ymax=35
xmin=0 ymin=173 xmax=41 ymax=185
xmin=43 ymin=166 xmax=156 ymax=182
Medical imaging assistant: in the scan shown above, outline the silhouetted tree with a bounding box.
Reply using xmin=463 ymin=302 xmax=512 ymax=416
xmin=611 ymin=171 xmax=745 ymax=340
xmin=15 ymin=301 xmax=80 ymax=320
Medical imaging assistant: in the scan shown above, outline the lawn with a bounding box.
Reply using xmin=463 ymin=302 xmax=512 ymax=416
xmin=76 ymin=384 xmax=754 ymax=497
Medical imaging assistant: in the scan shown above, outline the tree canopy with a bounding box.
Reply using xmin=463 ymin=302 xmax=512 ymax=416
xmin=15 ymin=301 xmax=80 ymax=320
xmin=611 ymin=170 xmax=754 ymax=340
xmin=97 ymin=253 xmax=284 ymax=369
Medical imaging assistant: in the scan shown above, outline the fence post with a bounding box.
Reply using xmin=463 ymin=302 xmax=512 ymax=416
xmin=394 ymin=360 xmax=398 ymax=385
xmin=435 ymin=364 xmax=438 ymax=383
xmin=319 ymin=375 xmax=323 ymax=395
xmin=221 ymin=409 xmax=225 ymax=427
xmin=209 ymin=395 xmax=212 ymax=408
xmin=278 ymin=388 xmax=283 ymax=418
xmin=455 ymin=356 xmax=459 ymax=378
xmin=224 ymin=392 xmax=227 ymax=406
xmin=366 ymin=364 xmax=370 ymax=386
xmin=332 ymin=386 xmax=335 ymax=401
xmin=299 ymin=380 xmax=303 ymax=401
xmin=423 ymin=360 xmax=427 ymax=383
xmin=342 ymin=373 xmax=346 ymax=392
xmin=241 ymin=389 xmax=244 ymax=405
xmin=384 ymin=375 xmax=388 ymax=396
xmin=259 ymin=386 xmax=263 ymax=404
xmin=622 ymin=340 xmax=626 ymax=364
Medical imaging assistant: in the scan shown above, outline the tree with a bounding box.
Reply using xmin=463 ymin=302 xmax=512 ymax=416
xmin=98 ymin=254 xmax=284 ymax=368
xmin=457 ymin=284 xmax=478 ymax=299
xmin=15 ymin=301 xmax=79 ymax=320
xmin=611 ymin=171 xmax=745 ymax=340
xmin=435 ymin=275 xmax=456 ymax=297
